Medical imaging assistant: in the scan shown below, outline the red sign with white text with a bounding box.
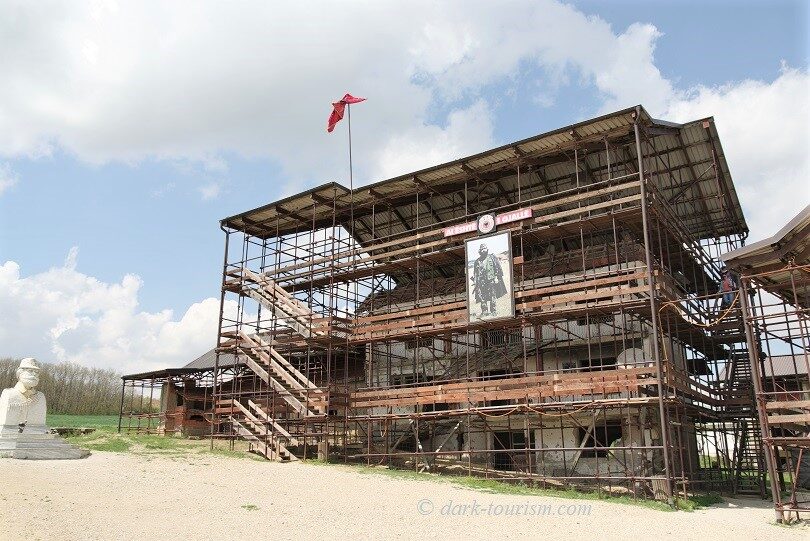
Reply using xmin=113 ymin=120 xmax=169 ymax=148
xmin=443 ymin=208 xmax=533 ymax=237
xmin=495 ymin=208 xmax=533 ymax=225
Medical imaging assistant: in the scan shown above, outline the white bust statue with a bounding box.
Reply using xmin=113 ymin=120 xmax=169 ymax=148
xmin=0 ymin=358 xmax=48 ymax=434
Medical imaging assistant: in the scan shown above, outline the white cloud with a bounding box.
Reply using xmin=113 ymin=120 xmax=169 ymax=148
xmin=151 ymin=181 xmax=176 ymax=198
xmin=198 ymin=181 xmax=222 ymax=201
xmin=662 ymin=65 xmax=810 ymax=240
xmin=375 ymin=100 xmax=495 ymax=179
xmin=0 ymin=162 xmax=18 ymax=195
xmin=1 ymin=1 xmax=807 ymax=373
xmin=0 ymin=1 xmax=678 ymax=184
xmin=0 ymin=249 xmax=236 ymax=374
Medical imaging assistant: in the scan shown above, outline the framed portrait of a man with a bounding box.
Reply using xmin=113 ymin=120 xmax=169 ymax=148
xmin=465 ymin=231 xmax=514 ymax=322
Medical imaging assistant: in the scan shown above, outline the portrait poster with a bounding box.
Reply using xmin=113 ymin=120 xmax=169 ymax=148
xmin=465 ymin=231 xmax=515 ymax=322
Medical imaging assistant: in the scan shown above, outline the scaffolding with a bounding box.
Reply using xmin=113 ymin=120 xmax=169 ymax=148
xmin=210 ymin=105 xmax=764 ymax=503
xmin=723 ymin=207 xmax=809 ymax=522
xmin=119 ymin=352 xmax=240 ymax=436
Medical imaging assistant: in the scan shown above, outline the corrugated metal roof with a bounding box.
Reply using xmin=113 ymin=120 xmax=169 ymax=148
xmin=761 ymin=355 xmax=810 ymax=378
xmin=122 ymin=349 xmax=239 ymax=380
xmin=722 ymin=205 xmax=810 ymax=308
xmin=718 ymin=354 xmax=809 ymax=380
xmin=183 ymin=349 xmax=238 ymax=370
xmin=221 ymin=105 xmax=747 ymax=243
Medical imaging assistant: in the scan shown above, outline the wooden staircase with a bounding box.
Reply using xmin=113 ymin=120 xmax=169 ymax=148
xmin=216 ymin=331 xmax=327 ymax=461
xmin=733 ymin=419 xmax=766 ymax=496
xmin=218 ymin=267 xmax=336 ymax=461
xmin=225 ymin=268 xmax=329 ymax=339
xmin=235 ymin=331 xmax=326 ymax=417
xmin=714 ymin=305 xmax=767 ymax=497
xmin=219 ymin=399 xmax=298 ymax=461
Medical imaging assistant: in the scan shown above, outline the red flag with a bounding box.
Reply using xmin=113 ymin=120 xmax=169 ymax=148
xmin=327 ymin=93 xmax=366 ymax=133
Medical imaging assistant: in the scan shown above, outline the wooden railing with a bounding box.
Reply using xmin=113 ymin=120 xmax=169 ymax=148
xmin=350 ymin=367 xmax=658 ymax=409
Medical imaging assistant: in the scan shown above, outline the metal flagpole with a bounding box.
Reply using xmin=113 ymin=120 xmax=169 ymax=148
xmin=346 ymin=103 xmax=356 ymax=320
xmin=347 ymin=103 xmax=353 ymax=193
xmin=347 ymin=104 xmax=355 ymax=231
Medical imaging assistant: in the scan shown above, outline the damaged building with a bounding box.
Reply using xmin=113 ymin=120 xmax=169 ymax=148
xmin=120 ymin=105 xmax=772 ymax=504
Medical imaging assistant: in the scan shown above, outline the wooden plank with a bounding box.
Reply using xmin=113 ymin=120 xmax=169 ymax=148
xmin=350 ymin=370 xmax=657 ymax=407
xmin=248 ymin=399 xmax=300 ymax=446
xmin=262 ymin=180 xmax=641 ymax=280
xmin=350 ymin=379 xmax=656 ymax=408
xmin=352 ymin=367 xmax=657 ymax=400
xmin=765 ymin=400 xmax=810 ymax=410
xmin=292 ymin=210 xmax=643 ymax=291
xmin=352 ymin=297 xmax=649 ymax=343
xmin=241 ymin=332 xmax=322 ymax=394
xmin=242 ymin=356 xmax=314 ymax=417
xmin=570 ymin=419 xmax=596 ymax=471
xmin=356 ymin=269 xmax=646 ymax=326
xmin=767 ymin=413 xmax=810 ymax=424
xmin=268 ymin=191 xmax=642 ymax=290
xmin=353 ymin=284 xmax=649 ymax=337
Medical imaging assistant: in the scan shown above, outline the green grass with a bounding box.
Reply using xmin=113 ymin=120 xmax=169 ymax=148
xmin=50 ymin=414 xmax=261 ymax=459
xmin=81 ymin=437 xmax=133 ymax=453
xmin=674 ymin=492 xmax=724 ymax=511
xmin=311 ymin=461 xmax=723 ymax=512
xmin=47 ymin=414 xmax=120 ymax=430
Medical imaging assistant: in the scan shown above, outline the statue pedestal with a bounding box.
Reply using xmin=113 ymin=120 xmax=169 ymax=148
xmin=0 ymin=426 xmax=90 ymax=460
xmin=0 ymin=359 xmax=91 ymax=459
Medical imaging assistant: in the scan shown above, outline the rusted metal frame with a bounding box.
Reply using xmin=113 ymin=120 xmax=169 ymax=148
xmin=728 ymin=235 xmax=810 ymax=271
xmin=642 ymin=130 xmax=715 ymax=261
xmin=373 ymin=177 xmax=642 ymax=263
xmin=212 ymin=226 xmax=233 ymax=448
xmin=787 ymin=268 xmax=810 ymax=373
xmin=739 ymin=280 xmax=784 ymax=521
xmin=668 ymin=163 xmax=715 ymax=205
xmin=562 ymin=146 xmax=603 ymax=189
xmin=117 ymin=379 xmax=126 ymax=434
xmin=528 ymin=165 xmax=553 ymax=196
xmin=643 ymin=127 xmax=717 ymax=239
xmin=634 ymin=108 xmax=675 ymax=505
xmin=274 ymin=204 xmax=310 ymax=225
xmin=420 ymin=198 xmax=444 ymax=226
xmin=461 ymin=162 xmax=510 ymax=200
xmin=231 ymin=138 xmax=704 ymax=240
xmin=266 ymin=180 xmax=643 ymax=284
xmin=412 ymin=175 xmax=460 ymax=221
xmin=387 ymin=204 xmax=414 ymax=233
xmin=307 ymin=198 xmax=321 ymax=457
xmin=703 ymin=125 xmax=743 ymax=233
xmin=646 ymin=182 xmax=720 ymax=289
xmin=410 ymin=187 xmax=451 ymax=280
xmin=367 ymin=186 xmax=461 ymax=232
xmin=616 ymin=143 xmax=638 ymax=177
xmin=215 ymin=124 xmax=752 ymax=492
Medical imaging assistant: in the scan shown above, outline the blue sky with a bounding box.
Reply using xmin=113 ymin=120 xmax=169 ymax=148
xmin=0 ymin=1 xmax=807 ymax=372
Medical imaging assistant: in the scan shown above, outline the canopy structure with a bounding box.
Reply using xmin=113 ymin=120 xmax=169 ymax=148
xmin=122 ymin=350 xmax=239 ymax=381
xmin=722 ymin=204 xmax=810 ymax=308
xmin=222 ymin=106 xmax=747 ymax=244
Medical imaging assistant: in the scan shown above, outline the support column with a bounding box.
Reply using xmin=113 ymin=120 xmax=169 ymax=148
xmin=117 ymin=380 xmax=126 ymax=434
xmin=212 ymin=226 xmax=231 ymax=450
xmin=739 ymin=280 xmax=784 ymax=523
xmin=634 ymin=108 xmax=674 ymax=505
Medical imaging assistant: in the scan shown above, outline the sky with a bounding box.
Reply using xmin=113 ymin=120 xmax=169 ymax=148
xmin=0 ymin=1 xmax=808 ymax=374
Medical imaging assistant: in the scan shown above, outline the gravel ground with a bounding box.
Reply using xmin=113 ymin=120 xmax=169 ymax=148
xmin=1 ymin=452 xmax=806 ymax=540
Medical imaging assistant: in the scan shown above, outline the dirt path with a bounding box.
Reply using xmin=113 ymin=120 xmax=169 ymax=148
xmin=1 ymin=452 xmax=805 ymax=540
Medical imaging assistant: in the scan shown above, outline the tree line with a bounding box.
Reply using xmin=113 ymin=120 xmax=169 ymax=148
xmin=0 ymin=358 xmax=123 ymax=415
